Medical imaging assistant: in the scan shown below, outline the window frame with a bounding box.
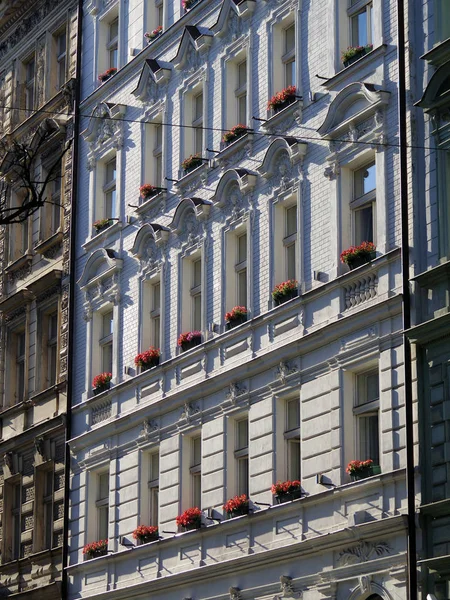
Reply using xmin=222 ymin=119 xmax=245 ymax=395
xmin=234 ymin=417 xmax=249 ymax=497
xmin=190 ymin=436 xmax=201 ymax=508
xmin=347 ymin=0 xmax=373 ymax=48
xmin=96 ymin=471 xmax=109 ymax=541
xmin=353 ymin=370 xmax=380 ymax=465
xmin=350 ymin=161 xmax=376 ymax=246
xmin=148 ymin=451 xmax=160 ymax=527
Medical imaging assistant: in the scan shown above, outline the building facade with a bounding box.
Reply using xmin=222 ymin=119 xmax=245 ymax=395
xmin=68 ymin=0 xmax=421 ymax=599
xmin=0 ymin=0 xmax=78 ymax=596
xmin=409 ymin=2 xmax=450 ymax=599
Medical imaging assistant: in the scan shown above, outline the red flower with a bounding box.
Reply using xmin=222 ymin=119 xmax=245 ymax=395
xmin=267 ymin=86 xmax=297 ymax=111
xmin=224 ymin=306 xmax=248 ymax=323
xmin=132 ymin=525 xmax=159 ymax=540
xmin=272 ymin=279 xmax=298 ymax=301
xmin=92 ymin=372 xmax=112 ymax=389
xmin=346 ymin=459 xmax=373 ymax=474
xmin=134 ymin=347 xmax=160 ymax=367
xmin=340 ymin=241 xmax=376 ymax=264
xmin=222 ymin=124 xmax=248 ymax=144
xmin=223 ymin=494 xmax=249 ymax=514
xmin=177 ymin=331 xmax=202 ymax=347
xmin=271 ymin=480 xmax=301 ymax=495
xmin=83 ymin=539 xmax=108 ymax=555
xmin=98 ymin=68 xmax=117 ymax=82
xmin=176 ymin=507 xmax=202 ymax=527
xmin=140 ymin=184 xmax=158 ymax=199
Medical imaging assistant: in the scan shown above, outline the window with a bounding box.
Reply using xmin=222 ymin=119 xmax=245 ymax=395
xmin=40 ymin=161 xmax=62 ymax=239
xmin=435 ymin=1 xmax=450 ymax=42
xmin=9 ymin=196 xmax=29 ymax=261
xmin=147 ymin=0 xmax=164 ymax=34
xmin=351 ymin=162 xmax=376 ymax=245
xmin=148 ymin=452 xmax=159 ymax=526
xmin=144 ymin=120 xmax=164 ymax=192
xmin=96 ymin=472 xmax=109 ymax=540
xmin=284 ymin=205 xmax=297 ymax=281
xmin=236 ymin=233 xmax=247 ymax=307
xmin=190 ymin=437 xmax=201 ymax=507
xmin=103 ymin=157 xmax=117 ymax=219
xmin=150 ymin=280 xmax=161 ymax=348
xmin=235 ymin=418 xmax=249 ymax=496
xmin=192 ymin=92 xmax=203 ymax=155
xmin=107 ymin=18 xmax=119 ymax=69
xmin=15 ymin=330 xmax=26 ymax=403
xmin=42 ymin=311 xmax=58 ymax=389
xmin=55 ymin=30 xmax=67 ymax=90
xmin=236 ymin=59 xmax=247 ymax=124
xmin=354 ymin=371 xmax=380 ymax=466
xmin=191 ymin=258 xmax=202 ymax=331
xmin=153 ymin=123 xmax=163 ymax=187
xmin=100 ymin=311 xmax=113 ymax=374
xmin=348 ymin=0 xmax=373 ymax=48
xmin=285 ymin=398 xmax=300 ymax=480
xmin=44 ymin=470 xmax=55 ymax=548
xmin=24 ymin=56 xmax=35 ymax=113
xmin=283 ymin=24 xmax=296 ymax=87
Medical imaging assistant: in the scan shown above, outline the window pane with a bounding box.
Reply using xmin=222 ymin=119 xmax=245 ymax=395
xmin=286 ymin=205 xmax=297 ymax=237
xmin=286 ymin=399 xmax=300 ymax=430
xmin=98 ymin=473 xmax=109 ymax=500
xmin=102 ymin=343 xmax=113 ymax=373
xmin=285 ymin=58 xmax=296 ymax=87
xmin=354 ymin=205 xmax=373 ymax=245
xmin=193 ymin=294 xmax=201 ymax=331
xmin=237 ymin=94 xmax=247 ymax=124
xmin=106 ymin=159 xmax=116 ymax=184
xmin=152 ymin=316 xmax=160 ymax=348
xmin=237 ymin=269 xmax=247 ymax=306
xmin=102 ymin=312 xmax=113 ymax=337
xmin=357 ymin=372 xmax=379 ymax=405
xmin=286 ymin=243 xmax=296 ymax=281
xmin=236 ymin=419 xmax=248 ymax=450
xmin=109 ymin=18 xmax=118 ymax=41
xmin=354 ymin=163 xmax=376 ymax=197
xmin=194 ymin=127 xmax=203 ymax=153
xmin=288 ymin=439 xmax=300 ymax=480
xmin=150 ymin=487 xmax=159 ymax=525
xmin=237 ymin=234 xmax=247 ymax=263
xmin=351 ymin=9 xmax=368 ymax=46
xmin=237 ymin=458 xmax=249 ymax=496
xmin=192 ymin=437 xmax=201 ymax=466
xmin=98 ymin=506 xmax=108 ymax=540
xmin=152 ymin=282 xmax=160 ymax=310
xmin=155 ymin=124 xmax=162 ymax=148
xmin=285 ymin=24 xmax=295 ymax=53
xmin=237 ymin=60 xmax=247 ymax=89
xmin=194 ymin=93 xmax=203 ymax=120
xmin=359 ymin=415 xmax=379 ymax=465
xmin=192 ymin=473 xmax=201 ymax=507
xmin=150 ymin=453 xmax=159 ymax=481
xmin=17 ymin=332 xmax=26 ymax=358
xmin=193 ymin=259 xmax=201 ymax=287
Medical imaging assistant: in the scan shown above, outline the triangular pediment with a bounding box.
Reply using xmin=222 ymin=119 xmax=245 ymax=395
xmin=172 ymin=26 xmax=213 ymax=70
xmin=416 ymin=61 xmax=450 ymax=111
xmin=132 ymin=59 xmax=172 ymax=102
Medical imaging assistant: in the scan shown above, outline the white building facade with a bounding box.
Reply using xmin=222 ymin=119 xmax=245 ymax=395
xmin=67 ymin=0 xmax=418 ymax=599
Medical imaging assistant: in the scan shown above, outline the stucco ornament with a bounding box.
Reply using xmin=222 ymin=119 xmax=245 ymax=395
xmin=229 ymin=587 xmax=242 ymax=600
xmin=226 ymin=382 xmax=247 ymax=404
xmin=338 ymin=541 xmax=391 ymax=566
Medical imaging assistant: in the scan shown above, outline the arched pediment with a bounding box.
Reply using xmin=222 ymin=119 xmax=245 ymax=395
xmin=211 ymin=168 xmax=258 ymax=205
xmin=30 ymin=118 xmax=66 ymax=152
xmin=171 ymin=197 xmax=211 ymax=234
xmin=82 ymin=102 xmax=126 ymax=143
xmin=416 ymin=62 xmax=450 ymax=111
xmin=131 ymin=223 xmax=169 ymax=258
xmin=172 ymin=26 xmax=213 ymax=70
xmin=258 ymin=137 xmax=307 ymax=179
xmin=318 ymin=83 xmax=390 ymax=139
xmin=77 ymin=249 xmax=123 ymax=290
xmin=212 ymin=0 xmax=256 ymax=35
xmin=348 ymin=581 xmax=393 ymax=600
xmin=132 ymin=59 xmax=172 ymax=101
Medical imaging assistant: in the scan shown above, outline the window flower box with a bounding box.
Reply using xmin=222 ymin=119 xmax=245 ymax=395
xmin=225 ymin=306 xmax=248 ymax=329
xmin=341 ymin=44 xmax=373 ymax=68
xmin=340 ymin=242 xmax=376 ymax=270
xmin=346 ymin=459 xmax=381 ymax=481
xmin=178 ymin=331 xmax=202 ymax=352
xmin=93 ymin=218 xmax=113 ymax=233
xmin=83 ymin=539 xmax=108 ymax=559
xmin=98 ymin=68 xmax=117 ymax=83
xmin=271 ymin=480 xmax=302 ymax=504
xmin=176 ymin=507 xmax=202 ymax=532
xmin=145 ymin=26 xmax=163 ymax=41
xmin=134 ymin=347 xmax=160 ymax=371
xmin=139 ymin=184 xmax=159 ymax=201
xmin=222 ymin=124 xmax=249 ymax=146
xmin=267 ymin=85 xmax=297 ymax=114
xmin=223 ymin=494 xmax=250 ymax=518
xmin=272 ymin=280 xmax=298 ymax=306
xmin=181 ymin=154 xmax=204 ymax=175
xmin=132 ymin=525 xmax=159 ymax=544
xmin=92 ymin=372 xmax=112 ymax=395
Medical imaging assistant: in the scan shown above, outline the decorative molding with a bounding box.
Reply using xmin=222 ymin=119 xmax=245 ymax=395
xmin=276 ymin=361 xmax=298 ymax=385
xmin=172 ymin=26 xmax=214 ymax=71
xmin=225 ymin=382 xmax=247 ymax=404
xmin=77 ymin=249 xmax=123 ymax=314
xmin=141 ymin=418 xmax=159 ymax=438
xmin=258 ymin=138 xmax=307 ymax=179
xmin=180 ymin=401 xmax=201 ymax=423
xmin=338 ymin=541 xmax=391 ymax=566
xmin=82 ymin=102 xmax=126 ymax=165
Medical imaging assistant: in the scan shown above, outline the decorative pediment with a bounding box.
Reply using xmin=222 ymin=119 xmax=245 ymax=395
xmin=29 ymin=118 xmax=67 ymax=152
xmin=77 ymin=249 xmax=123 ymax=290
xmin=131 ymin=223 xmax=169 ymax=258
xmin=416 ymin=62 xmax=450 ymax=112
xmin=211 ymin=168 xmax=258 ymax=206
xmin=318 ymin=83 xmax=390 ymax=139
xmin=172 ymin=26 xmax=213 ymax=70
xmin=82 ymin=103 xmax=126 ymax=164
xmin=77 ymin=249 xmax=123 ymax=317
xmin=171 ymin=197 xmax=211 ymax=235
xmin=212 ymin=0 xmax=255 ymax=36
xmin=258 ymin=138 xmax=307 ymax=179
xmin=132 ymin=59 xmax=172 ymax=102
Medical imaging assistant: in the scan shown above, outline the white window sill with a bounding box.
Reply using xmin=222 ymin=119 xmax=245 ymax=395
xmin=262 ymin=99 xmax=303 ymax=132
xmin=175 ymin=162 xmax=209 ymax=193
xmin=216 ymin=133 xmax=253 ymax=167
xmin=82 ymin=220 xmax=123 ymax=252
xmin=320 ymin=44 xmax=387 ymax=91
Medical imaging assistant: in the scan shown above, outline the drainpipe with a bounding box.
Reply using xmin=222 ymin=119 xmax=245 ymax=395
xmin=397 ymin=0 xmax=418 ymax=598
xmin=61 ymin=0 xmax=83 ymax=598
